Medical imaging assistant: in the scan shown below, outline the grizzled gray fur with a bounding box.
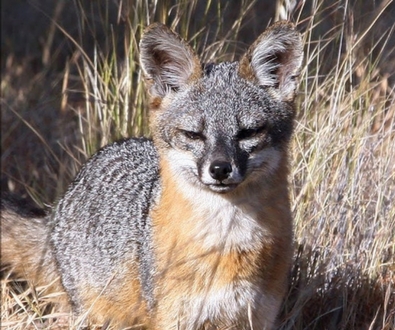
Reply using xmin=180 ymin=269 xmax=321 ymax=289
xmin=52 ymin=138 xmax=160 ymax=311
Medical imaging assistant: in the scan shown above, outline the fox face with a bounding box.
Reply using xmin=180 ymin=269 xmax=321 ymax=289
xmin=140 ymin=22 xmax=303 ymax=194
xmin=154 ymin=62 xmax=294 ymax=194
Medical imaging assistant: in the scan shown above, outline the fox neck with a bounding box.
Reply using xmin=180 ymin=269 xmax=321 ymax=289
xmin=152 ymin=155 xmax=292 ymax=254
xmin=151 ymin=155 xmax=293 ymax=320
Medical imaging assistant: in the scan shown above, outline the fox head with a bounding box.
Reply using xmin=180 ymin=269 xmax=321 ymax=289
xmin=140 ymin=22 xmax=303 ymax=194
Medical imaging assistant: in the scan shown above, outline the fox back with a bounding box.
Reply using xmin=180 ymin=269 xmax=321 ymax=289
xmin=1 ymin=22 xmax=303 ymax=329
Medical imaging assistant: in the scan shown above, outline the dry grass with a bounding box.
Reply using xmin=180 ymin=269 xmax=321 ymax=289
xmin=1 ymin=0 xmax=394 ymax=329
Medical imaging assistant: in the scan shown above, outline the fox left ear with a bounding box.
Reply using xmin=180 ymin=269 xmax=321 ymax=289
xmin=239 ymin=21 xmax=303 ymax=102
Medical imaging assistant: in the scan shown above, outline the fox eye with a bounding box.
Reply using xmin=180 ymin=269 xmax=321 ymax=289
xmin=237 ymin=126 xmax=266 ymax=140
xmin=181 ymin=130 xmax=205 ymax=141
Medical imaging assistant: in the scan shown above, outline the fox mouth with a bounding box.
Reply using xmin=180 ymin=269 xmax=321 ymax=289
xmin=207 ymin=183 xmax=238 ymax=193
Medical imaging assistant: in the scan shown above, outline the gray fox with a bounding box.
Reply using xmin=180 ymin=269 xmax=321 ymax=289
xmin=1 ymin=21 xmax=303 ymax=329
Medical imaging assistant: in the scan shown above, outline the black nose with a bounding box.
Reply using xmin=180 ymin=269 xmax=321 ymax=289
xmin=209 ymin=160 xmax=232 ymax=181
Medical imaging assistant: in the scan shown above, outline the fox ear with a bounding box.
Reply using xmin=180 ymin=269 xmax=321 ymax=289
xmin=239 ymin=21 xmax=303 ymax=101
xmin=140 ymin=23 xmax=202 ymax=98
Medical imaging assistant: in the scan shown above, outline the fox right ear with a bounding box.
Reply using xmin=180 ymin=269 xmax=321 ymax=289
xmin=140 ymin=23 xmax=202 ymax=98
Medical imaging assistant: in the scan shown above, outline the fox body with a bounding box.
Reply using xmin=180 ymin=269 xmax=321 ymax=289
xmin=1 ymin=22 xmax=303 ymax=329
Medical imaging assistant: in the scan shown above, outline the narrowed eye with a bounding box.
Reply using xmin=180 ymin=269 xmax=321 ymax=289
xmin=237 ymin=126 xmax=266 ymax=140
xmin=181 ymin=130 xmax=205 ymax=141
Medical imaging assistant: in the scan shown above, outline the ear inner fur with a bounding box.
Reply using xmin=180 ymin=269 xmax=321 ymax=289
xmin=140 ymin=23 xmax=202 ymax=98
xmin=239 ymin=21 xmax=303 ymax=102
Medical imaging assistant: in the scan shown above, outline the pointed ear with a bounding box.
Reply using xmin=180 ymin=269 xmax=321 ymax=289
xmin=139 ymin=23 xmax=202 ymax=98
xmin=239 ymin=21 xmax=303 ymax=101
